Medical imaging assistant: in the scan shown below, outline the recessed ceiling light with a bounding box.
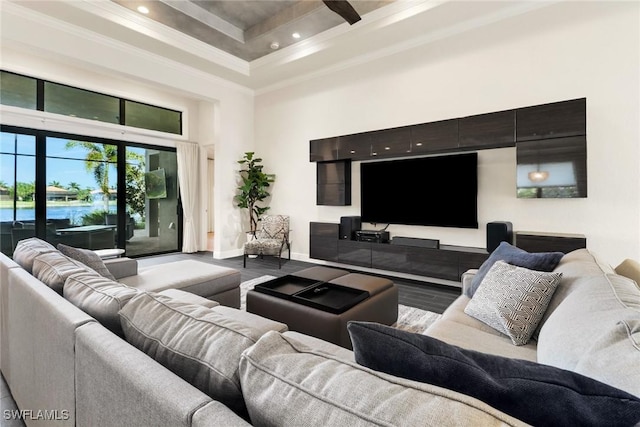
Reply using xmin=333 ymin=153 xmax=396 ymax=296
xmin=292 ymin=32 xmax=301 ymax=39
xmin=270 ymin=42 xmax=280 ymax=50
xmin=137 ymin=5 xmax=149 ymax=14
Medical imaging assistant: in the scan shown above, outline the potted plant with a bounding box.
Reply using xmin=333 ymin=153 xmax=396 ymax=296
xmin=235 ymin=152 xmax=275 ymax=239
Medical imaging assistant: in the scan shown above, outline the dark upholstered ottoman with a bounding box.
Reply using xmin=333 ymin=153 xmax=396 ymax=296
xmin=246 ymin=266 xmax=398 ymax=349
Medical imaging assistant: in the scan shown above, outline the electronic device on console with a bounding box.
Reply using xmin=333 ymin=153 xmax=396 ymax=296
xmin=355 ymin=230 xmax=390 ymax=243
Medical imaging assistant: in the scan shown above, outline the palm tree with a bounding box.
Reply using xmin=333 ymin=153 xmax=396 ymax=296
xmin=65 ymin=141 xmax=117 ymax=211
xmin=49 ymin=180 xmax=62 ymax=188
xmin=67 ymin=182 xmax=81 ymax=192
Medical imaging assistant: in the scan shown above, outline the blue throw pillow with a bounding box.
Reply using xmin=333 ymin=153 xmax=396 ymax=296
xmin=466 ymin=242 xmax=564 ymax=297
xmin=348 ymin=321 xmax=640 ymax=427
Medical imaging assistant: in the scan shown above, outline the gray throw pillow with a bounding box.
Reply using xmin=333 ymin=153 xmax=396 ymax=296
xmin=347 ymin=321 xmax=640 ymax=427
xmin=464 ymin=260 xmax=562 ymax=345
xmin=32 ymin=251 xmax=97 ymax=294
xmin=466 ymin=242 xmax=563 ymax=297
xmin=57 ymin=243 xmax=116 ymax=281
xmin=12 ymin=237 xmax=57 ymax=273
xmin=119 ymin=292 xmax=287 ymax=417
xmin=64 ymin=271 xmax=139 ymax=335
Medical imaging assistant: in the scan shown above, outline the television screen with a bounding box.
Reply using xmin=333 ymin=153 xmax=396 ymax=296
xmin=360 ymin=153 xmax=478 ymax=228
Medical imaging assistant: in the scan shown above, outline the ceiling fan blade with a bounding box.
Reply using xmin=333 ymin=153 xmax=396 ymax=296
xmin=322 ymin=0 xmax=361 ymax=25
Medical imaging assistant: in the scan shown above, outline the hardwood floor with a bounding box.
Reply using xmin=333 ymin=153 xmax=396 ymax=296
xmin=137 ymin=251 xmax=461 ymax=314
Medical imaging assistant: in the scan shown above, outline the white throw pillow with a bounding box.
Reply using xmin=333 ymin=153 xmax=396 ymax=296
xmin=464 ymin=260 xmax=562 ymax=345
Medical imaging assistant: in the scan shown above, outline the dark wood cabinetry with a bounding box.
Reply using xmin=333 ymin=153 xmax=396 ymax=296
xmin=516 ymin=98 xmax=586 ymax=141
xmin=337 ymin=133 xmax=371 ymax=160
xmin=516 ymin=136 xmax=587 ymax=198
xmin=337 ymin=239 xmax=372 ymax=267
xmin=310 ymin=137 xmax=337 ymax=161
xmin=310 ymin=222 xmax=488 ymax=281
xmin=458 ymin=110 xmax=515 ymax=149
xmin=309 ymin=222 xmax=339 ymax=261
xmin=410 ymin=119 xmax=458 ymax=154
xmin=370 ymin=127 xmax=411 ymax=158
xmin=515 ymin=232 xmax=586 ymax=253
xmin=317 ymin=161 xmax=351 ymax=206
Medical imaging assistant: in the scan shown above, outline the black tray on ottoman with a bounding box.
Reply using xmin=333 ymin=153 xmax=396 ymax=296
xmin=253 ymin=275 xmax=320 ymax=299
xmin=254 ymin=275 xmax=369 ymax=314
xmin=292 ymin=283 xmax=369 ymax=314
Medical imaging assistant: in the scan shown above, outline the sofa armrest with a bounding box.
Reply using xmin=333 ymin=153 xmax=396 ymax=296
xmin=76 ymin=322 xmax=250 ymax=427
xmin=461 ymin=269 xmax=478 ymax=295
xmin=104 ymin=257 xmax=137 ymax=279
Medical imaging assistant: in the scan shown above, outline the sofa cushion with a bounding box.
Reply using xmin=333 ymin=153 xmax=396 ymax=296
xmin=64 ymin=271 xmax=139 ymax=335
xmin=537 ymin=272 xmax=640 ymax=397
xmin=533 ymin=248 xmax=615 ymax=340
xmin=12 ymin=237 xmax=57 ymax=273
xmin=239 ymin=331 xmax=525 ymax=426
xmin=466 ymin=242 xmax=563 ymax=297
xmin=32 ymin=251 xmax=97 ymax=294
xmin=348 ymin=321 xmax=640 ymax=426
xmin=575 ymin=319 xmax=640 ymax=398
xmin=464 ymin=260 xmax=562 ymax=345
xmin=119 ymin=292 xmax=287 ymax=416
xmin=118 ymin=259 xmax=240 ymax=298
xmin=57 ymin=244 xmax=117 ymax=280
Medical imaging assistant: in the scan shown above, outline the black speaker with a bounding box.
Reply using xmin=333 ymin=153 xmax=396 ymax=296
xmin=487 ymin=221 xmax=513 ymax=252
xmin=339 ymin=216 xmax=361 ymax=240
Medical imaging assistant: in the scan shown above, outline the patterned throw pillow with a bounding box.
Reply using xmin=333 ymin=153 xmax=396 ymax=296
xmin=464 ymin=260 xmax=562 ymax=345
xmin=57 ymin=244 xmax=116 ymax=281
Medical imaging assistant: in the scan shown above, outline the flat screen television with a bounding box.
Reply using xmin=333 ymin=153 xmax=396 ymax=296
xmin=360 ymin=153 xmax=478 ymax=228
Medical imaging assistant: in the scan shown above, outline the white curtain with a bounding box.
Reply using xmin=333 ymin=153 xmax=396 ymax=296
xmin=176 ymin=141 xmax=200 ymax=252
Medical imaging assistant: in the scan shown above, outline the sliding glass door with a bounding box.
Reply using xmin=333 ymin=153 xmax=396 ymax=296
xmin=124 ymin=146 xmax=180 ymax=257
xmin=0 ymin=132 xmax=36 ymax=256
xmin=45 ymin=138 xmax=119 ymax=250
xmin=0 ymin=126 xmax=181 ymax=257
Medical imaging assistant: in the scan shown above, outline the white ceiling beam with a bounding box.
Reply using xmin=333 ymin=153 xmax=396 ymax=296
xmin=160 ymin=0 xmax=245 ymax=43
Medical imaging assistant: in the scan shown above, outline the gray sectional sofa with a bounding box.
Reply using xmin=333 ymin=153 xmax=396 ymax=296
xmin=1 ymin=237 xmax=639 ymax=426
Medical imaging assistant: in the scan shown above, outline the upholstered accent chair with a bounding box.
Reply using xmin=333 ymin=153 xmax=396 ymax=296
xmin=244 ymin=215 xmax=291 ymax=268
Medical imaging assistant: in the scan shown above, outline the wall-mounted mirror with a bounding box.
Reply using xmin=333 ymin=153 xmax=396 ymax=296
xmin=516 ymin=136 xmax=587 ymax=198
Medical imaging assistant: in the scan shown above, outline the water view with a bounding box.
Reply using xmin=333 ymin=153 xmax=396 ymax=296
xmin=0 ymin=203 xmax=112 ymax=224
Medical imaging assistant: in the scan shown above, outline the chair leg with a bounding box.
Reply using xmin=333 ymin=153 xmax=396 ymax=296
xmin=243 ymin=253 xmax=246 ymax=268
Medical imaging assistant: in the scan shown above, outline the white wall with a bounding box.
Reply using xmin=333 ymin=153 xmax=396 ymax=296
xmin=255 ymin=1 xmax=640 ymax=266
xmin=0 ymin=6 xmax=255 ymax=257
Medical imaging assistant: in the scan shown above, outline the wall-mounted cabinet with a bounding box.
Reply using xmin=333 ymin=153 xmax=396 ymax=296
xmin=337 ymin=133 xmax=371 ymax=160
xmin=458 ymin=110 xmax=515 ymax=149
xmin=309 ymin=98 xmax=586 ymax=163
xmin=310 ymin=98 xmax=587 ymax=202
xmin=409 ymin=119 xmax=458 ymax=154
xmin=516 ymin=135 xmax=587 ymax=198
xmin=310 ymin=137 xmax=337 ymax=161
xmin=370 ymin=126 xmax=411 ymax=158
xmin=317 ymin=160 xmax=351 ymax=206
xmin=516 ymin=98 xmax=586 ymax=141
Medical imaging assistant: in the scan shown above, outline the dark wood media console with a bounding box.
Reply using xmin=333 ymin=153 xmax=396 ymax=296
xmin=310 ymin=222 xmax=489 ymax=281
xmin=310 ymin=222 xmax=587 ymax=282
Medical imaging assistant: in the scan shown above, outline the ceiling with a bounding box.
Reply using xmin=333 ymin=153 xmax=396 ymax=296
xmin=2 ymin=1 xmax=558 ymax=91
xmin=111 ymin=1 xmax=393 ymax=61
